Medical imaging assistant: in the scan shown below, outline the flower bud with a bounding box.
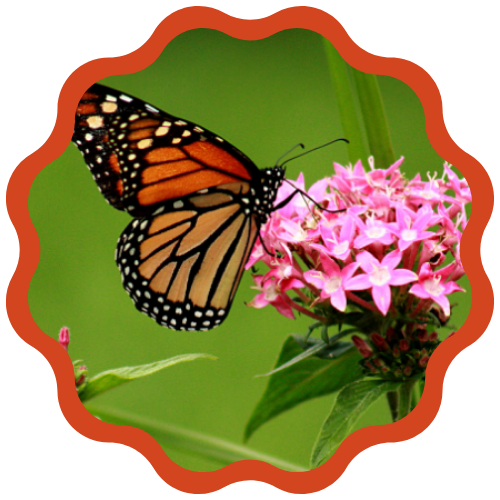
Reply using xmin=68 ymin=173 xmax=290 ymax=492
xmin=399 ymin=339 xmax=410 ymax=352
xmin=58 ymin=327 xmax=70 ymax=352
xmin=74 ymin=364 xmax=88 ymax=388
xmin=403 ymin=366 xmax=413 ymax=377
xmin=417 ymin=329 xmax=429 ymax=343
xmin=385 ymin=327 xmax=397 ymax=342
xmin=428 ymin=331 xmax=439 ymax=342
xmin=419 ymin=356 xmax=430 ymax=368
xmin=364 ymin=360 xmax=379 ymax=374
xmin=352 ymin=335 xmax=373 ymax=358
xmin=373 ymin=357 xmax=385 ymax=368
xmin=371 ymin=333 xmax=390 ymax=352
xmin=392 ymin=347 xmax=401 ymax=359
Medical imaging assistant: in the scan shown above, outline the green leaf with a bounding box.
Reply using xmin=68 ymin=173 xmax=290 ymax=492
xmin=311 ymin=379 xmax=402 ymax=468
xmin=244 ymin=336 xmax=364 ymax=441
xmin=85 ymin=406 xmax=306 ymax=472
xmin=256 ymin=338 xmax=328 ymax=377
xmin=78 ymin=353 xmax=217 ymax=403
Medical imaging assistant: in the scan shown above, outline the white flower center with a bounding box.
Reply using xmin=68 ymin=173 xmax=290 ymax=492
xmin=264 ymin=286 xmax=279 ymax=301
xmin=369 ymin=265 xmax=391 ymax=286
xmin=366 ymin=226 xmax=386 ymax=239
xmin=333 ymin=241 xmax=349 ymax=255
xmin=325 ymin=276 xmax=342 ymax=294
xmin=423 ymin=276 xmax=444 ymax=297
xmin=401 ymin=228 xmax=417 ymax=241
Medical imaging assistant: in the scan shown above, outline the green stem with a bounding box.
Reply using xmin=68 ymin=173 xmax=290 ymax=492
xmin=386 ymin=391 xmax=399 ymax=423
xmin=351 ymin=69 xmax=396 ymax=169
xmin=397 ymin=379 xmax=418 ymax=420
xmin=284 ymin=294 xmax=328 ymax=323
xmin=322 ymin=38 xmax=368 ymax=164
xmin=86 ymin=405 xmax=306 ymax=472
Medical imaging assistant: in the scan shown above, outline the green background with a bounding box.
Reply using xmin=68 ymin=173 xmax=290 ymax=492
xmin=28 ymin=29 xmax=470 ymax=471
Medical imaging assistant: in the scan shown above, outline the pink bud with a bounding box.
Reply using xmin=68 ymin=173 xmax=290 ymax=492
xmin=428 ymin=331 xmax=439 ymax=342
xmin=419 ymin=355 xmax=430 ymax=368
xmin=76 ymin=366 xmax=87 ymax=387
xmin=352 ymin=335 xmax=373 ymax=358
xmin=403 ymin=366 xmax=413 ymax=377
xmin=364 ymin=360 xmax=379 ymax=374
xmin=371 ymin=333 xmax=390 ymax=352
xmin=399 ymin=339 xmax=410 ymax=352
xmin=417 ymin=329 xmax=429 ymax=343
xmin=58 ymin=327 xmax=70 ymax=351
xmin=385 ymin=327 xmax=397 ymax=342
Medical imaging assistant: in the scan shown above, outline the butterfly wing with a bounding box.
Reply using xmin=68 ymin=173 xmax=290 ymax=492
xmin=116 ymin=183 xmax=259 ymax=330
xmin=72 ymin=82 xmax=282 ymax=330
xmin=73 ymin=83 xmax=262 ymax=216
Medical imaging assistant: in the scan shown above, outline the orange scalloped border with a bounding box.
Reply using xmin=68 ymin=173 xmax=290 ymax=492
xmin=6 ymin=6 xmax=493 ymax=493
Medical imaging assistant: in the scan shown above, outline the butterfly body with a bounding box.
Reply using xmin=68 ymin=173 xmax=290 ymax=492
xmin=73 ymin=83 xmax=285 ymax=330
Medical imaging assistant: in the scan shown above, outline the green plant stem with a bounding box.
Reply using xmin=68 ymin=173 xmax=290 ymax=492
xmin=284 ymin=294 xmax=328 ymax=323
xmin=86 ymin=405 xmax=306 ymax=472
xmin=387 ymin=391 xmax=399 ymax=422
xmin=397 ymin=379 xmax=418 ymax=420
xmin=322 ymin=39 xmax=367 ymax=164
xmin=351 ymin=69 xmax=396 ymax=169
xmin=345 ymin=291 xmax=379 ymax=313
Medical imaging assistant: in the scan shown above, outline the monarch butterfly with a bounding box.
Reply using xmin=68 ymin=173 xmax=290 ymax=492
xmin=73 ymin=83 xmax=342 ymax=331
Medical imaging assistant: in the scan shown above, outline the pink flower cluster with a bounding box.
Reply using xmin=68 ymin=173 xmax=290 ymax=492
xmin=247 ymin=158 xmax=469 ymax=323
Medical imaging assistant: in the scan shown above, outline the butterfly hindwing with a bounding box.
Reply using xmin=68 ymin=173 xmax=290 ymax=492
xmin=116 ymin=185 xmax=259 ymax=330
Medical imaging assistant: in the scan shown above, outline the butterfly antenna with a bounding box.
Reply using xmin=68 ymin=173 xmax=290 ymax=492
xmin=275 ymin=143 xmax=305 ymax=167
xmin=274 ymin=179 xmax=346 ymax=215
xmin=279 ymin=138 xmax=349 ymax=169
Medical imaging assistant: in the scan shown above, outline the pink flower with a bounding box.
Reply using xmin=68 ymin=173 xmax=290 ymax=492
xmin=388 ymin=205 xmax=434 ymax=251
xmin=304 ymin=254 xmax=359 ymax=312
xmin=248 ymin=275 xmax=303 ymax=319
xmin=312 ymin=215 xmax=355 ymax=261
xmin=354 ymin=216 xmax=394 ymax=248
xmin=409 ymin=263 xmax=464 ymax=316
xmin=346 ymin=250 xmax=418 ymax=315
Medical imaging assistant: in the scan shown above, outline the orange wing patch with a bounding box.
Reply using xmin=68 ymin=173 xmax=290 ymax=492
xmin=183 ymin=141 xmax=252 ymax=180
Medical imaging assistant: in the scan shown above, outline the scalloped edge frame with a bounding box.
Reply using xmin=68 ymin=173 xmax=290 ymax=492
xmin=6 ymin=6 xmax=493 ymax=494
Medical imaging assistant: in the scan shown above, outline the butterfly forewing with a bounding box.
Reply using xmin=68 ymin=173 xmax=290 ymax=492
xmin=73 ymin=83 xmax=261 ymax=216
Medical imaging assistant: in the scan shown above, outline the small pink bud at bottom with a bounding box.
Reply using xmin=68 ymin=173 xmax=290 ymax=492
xmin=403 ymin=366 xmax=413 ymax=377
xmin=58 ymin=327 xmax=70 ymax=351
